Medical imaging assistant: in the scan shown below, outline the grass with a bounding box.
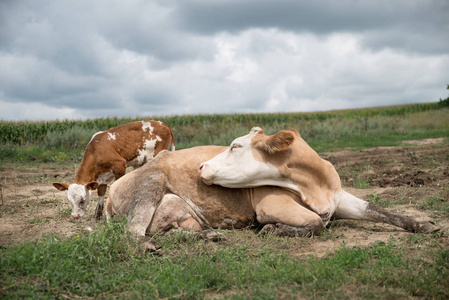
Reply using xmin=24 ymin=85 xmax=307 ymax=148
xmin=1 ymin=220 xmax=448 ymax=299
xmin=351 ymin=172 xmax=371 ymax=189
xmin=417 ymin=189 xmax=449 ymax=218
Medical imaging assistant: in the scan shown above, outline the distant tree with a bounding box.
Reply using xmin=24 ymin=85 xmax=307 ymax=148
xmin=439 ymin=85 xmax=449 ymax=107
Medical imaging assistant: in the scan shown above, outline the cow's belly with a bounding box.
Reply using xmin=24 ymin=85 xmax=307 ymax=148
xmin=149 ymin=194 xmax=199 ymax=233
xmin=97 ymin=171 xmax=115 ymax=185
xmin=149 ymin=193 xmax=255 ymax=232
xmin=189 ymin=185 xmax=256 ymax=230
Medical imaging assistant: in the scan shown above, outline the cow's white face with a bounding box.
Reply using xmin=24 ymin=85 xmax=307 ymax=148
xmin=67 ymin=184 xmax=92 ymax=219
xmin=199 ymin=127 xmax=299 ymax=192
xmin=53 ymin=182 xmax=98 ymax=219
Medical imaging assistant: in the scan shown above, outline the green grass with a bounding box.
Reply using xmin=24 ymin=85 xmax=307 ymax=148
xmin=417 ymin=197 xmax=449 ymax=217
xmin=1 ymin=220 xmax=448 ymax=299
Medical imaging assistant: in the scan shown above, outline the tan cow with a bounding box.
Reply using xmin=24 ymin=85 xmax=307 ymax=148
xmin=105 ymin=138 xmax=438 ymax=251
xmin=200 ymin=127 xmax=440 ymax=227
xmin=53 ymin=120 xmax=175 ymax=219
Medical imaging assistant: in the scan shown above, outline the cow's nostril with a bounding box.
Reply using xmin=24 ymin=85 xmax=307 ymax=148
xmin=198 ymin=164 xmax=204 ymax=173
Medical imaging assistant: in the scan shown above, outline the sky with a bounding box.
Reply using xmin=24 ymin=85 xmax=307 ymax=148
xmin=1 ymin=0 xmax=448 ymax=121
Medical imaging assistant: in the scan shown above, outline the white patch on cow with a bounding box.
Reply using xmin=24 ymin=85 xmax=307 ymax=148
xmin=107 ymin=132 xmax=117 ymax=140
xmin=199 ymin=127 xmax=308 ymax=200
xmin=334 ymin=190 xmax=369 ymax=220
xmin=141 ymin=121 xmax=154 ymax=135
xmin=97 ymin=170 xmax=115 ymax=185
xmin=156 ymin=135 xmax=162 ymax=141
xmin=136 ymin=138 xmax=157 ymax=165
xmin=89 ymin=131 xmax=103 ymax=143
xmin=200 ymin=129 xmax=282 ymax=185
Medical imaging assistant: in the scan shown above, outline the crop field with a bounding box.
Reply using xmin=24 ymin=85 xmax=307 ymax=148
xmin=1 ymin=103 xmax=449 ymax=299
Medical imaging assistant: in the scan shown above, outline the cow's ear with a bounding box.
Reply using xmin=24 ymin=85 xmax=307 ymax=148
xmin=85 ymin=181 xmax=99 ymax=190
xmin=256 ymin=131 xmax=295 ymax=154
xmin=53 ymin=182 xmax=70 ymax=191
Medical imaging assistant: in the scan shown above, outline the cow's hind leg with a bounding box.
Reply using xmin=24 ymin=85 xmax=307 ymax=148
xmin=253 ymin=187 xmax=324 ymax=237
xmin=334 ymin=190 xmax=439 ymax=233
xmin=107 ymin=172 xmax=168 ymax=252
xmin=150 ymin=194 xmax=225 ymax=242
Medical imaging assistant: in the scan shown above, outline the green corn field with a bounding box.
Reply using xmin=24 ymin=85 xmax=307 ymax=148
xmin=1 ymin=102 xmax=448 ymax=162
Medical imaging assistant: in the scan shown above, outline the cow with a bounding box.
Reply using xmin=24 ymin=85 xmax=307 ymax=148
xmin=105 ymin=134 xmax=438 ymax=251
xmin=53 ymin=120 xmax=175 ymax=220
xmin=199 ymin=127 xmax=440 ymax=228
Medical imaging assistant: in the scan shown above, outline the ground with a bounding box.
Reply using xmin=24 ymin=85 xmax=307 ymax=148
xmin=1 ymin=139 xmax=448 ymax=257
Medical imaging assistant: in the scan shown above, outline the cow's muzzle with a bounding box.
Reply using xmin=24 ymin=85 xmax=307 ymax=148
xmin=198 ymin=163 xmax=214 ymax=185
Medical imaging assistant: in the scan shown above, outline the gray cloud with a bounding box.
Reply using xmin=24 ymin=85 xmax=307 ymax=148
xmin=0 ymin=0 xmax=448 ymax=121
xmin=175 ymin=0 xmax=449 ymax=54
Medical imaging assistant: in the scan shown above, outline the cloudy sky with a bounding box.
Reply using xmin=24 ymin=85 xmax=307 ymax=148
xmin=1 ymin=0 xmax=448 ymax=121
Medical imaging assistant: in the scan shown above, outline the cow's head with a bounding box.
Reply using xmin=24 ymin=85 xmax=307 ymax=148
xmin=53 ymin=182 xmax=99 ymax=218
xmin=199 ymin=127 xmax=300 ymax=192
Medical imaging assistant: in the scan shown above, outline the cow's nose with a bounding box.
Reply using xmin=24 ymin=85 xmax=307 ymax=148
xmin=199 ymin=163 xmax=214 ymax=185
xmin=71 ymin=213 xmax=80 ymax=219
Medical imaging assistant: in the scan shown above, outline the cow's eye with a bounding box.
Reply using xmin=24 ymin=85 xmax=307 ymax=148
xmin=230 ymin=144 xmax=242 ymax=151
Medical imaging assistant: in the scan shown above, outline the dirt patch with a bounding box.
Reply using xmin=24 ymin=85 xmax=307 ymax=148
xmin=402 ymin=137 xmax=446 ymax=145
xmin=1 ymin=139 xmax=448 ymax=257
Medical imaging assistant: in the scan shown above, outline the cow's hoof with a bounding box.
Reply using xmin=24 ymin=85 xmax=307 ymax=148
xmin=417 ymin=221 xmax=440 ymax=233
xmin=258 ymin=223 xmax=316 ymax=237
xmin=140 ymin=237 xmax=163 ymax=254
xmin=258 ymin=224 xmax=276 ymax=235
xmin=275 ymin=223 xmax=316 ymax=237
xmin=198 ymin=230 xmax=226 ymax=242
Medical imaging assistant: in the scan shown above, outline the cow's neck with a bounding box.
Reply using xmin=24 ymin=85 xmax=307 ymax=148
xmin=282 ymin=141 xmax=341 ymax=218
xmin=74 ymin=153 xmax=97 ymax=184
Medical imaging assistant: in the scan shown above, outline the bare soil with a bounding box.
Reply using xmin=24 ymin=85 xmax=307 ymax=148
xmin=1 ymin=139 xmax=448 ymax=257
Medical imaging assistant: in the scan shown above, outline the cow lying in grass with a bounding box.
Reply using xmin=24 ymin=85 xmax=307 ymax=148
xmin=53 ymin=120 xmax=175 ymax=220
xmin=105 ymin=128 xmax=438 ymax=251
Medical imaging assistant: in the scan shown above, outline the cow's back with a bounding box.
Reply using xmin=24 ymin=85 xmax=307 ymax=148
xmin=86 ymin=121 xmax=173 ymax=165
xmin=154 ymin=146 xmax=256 ymax=229
xmin=109 ymin=146 xmax=256 ymax=230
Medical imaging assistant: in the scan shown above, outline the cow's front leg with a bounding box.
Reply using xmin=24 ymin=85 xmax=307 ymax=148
xmin=94 ymin=184 xmax=108 ymax=220
xmin=253 ymin=187 xmax=324 ymax=237
xmin=111 ymin=158 xmax=127 ymax=180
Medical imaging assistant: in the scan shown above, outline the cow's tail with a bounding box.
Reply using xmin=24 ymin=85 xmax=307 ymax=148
xmin=333 ymin=190 xmax=439 ymax=233
xmin=170 ymin=129 xmax=176 ymax=151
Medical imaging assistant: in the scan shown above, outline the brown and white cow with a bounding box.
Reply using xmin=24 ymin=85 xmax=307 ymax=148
xmin=105 ymin=135 xmax=438 ymax=251
xmin=53 ymin=120 xmax=175 ymax=220
xmin=199 ymin=127 xmax=439 ymax=227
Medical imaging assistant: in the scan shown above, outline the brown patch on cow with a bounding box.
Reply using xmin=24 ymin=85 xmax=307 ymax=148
xmin=254 ymin=130 xmax=296 ymax=154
